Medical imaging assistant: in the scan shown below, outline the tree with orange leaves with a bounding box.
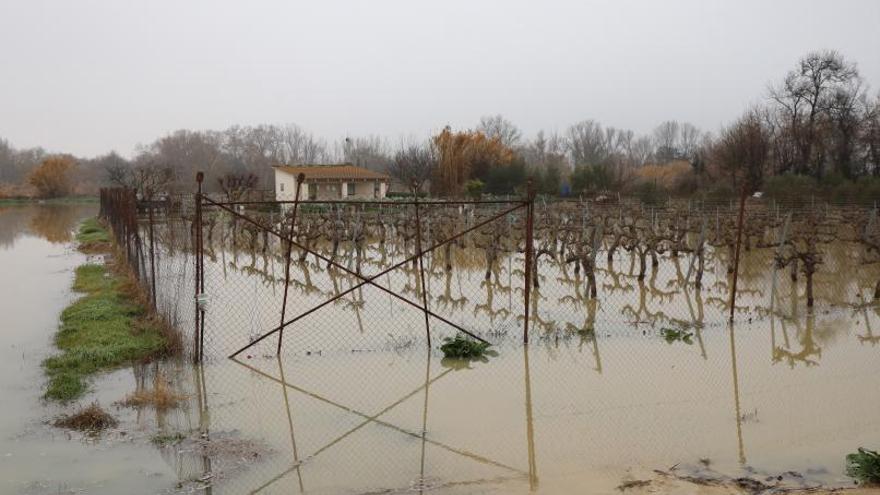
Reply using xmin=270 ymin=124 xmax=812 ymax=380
xmin=28 ymin=156 xmax=75 ymax=198
xmin=431 ymin=126 xmax=515 ymax=196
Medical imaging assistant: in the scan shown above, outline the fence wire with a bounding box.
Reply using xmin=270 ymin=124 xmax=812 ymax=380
xmin=96 ymin=186 xmax=880 ymax=492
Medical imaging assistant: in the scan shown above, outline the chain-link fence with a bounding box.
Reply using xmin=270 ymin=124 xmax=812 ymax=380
xmin=99 ymin=185 xmax=880 ymax=364
xmin=97 ymin=183 xmax=880 ymax=492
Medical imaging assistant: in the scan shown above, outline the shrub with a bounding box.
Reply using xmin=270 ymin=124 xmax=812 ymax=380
xmin=440 ymin=334 xmax=491 ymax=359
xmin=634 ymin=181 xmax=664 ymax=205
xmin=570 ymin=164 xmax=614 ymax=194
xmin=464 ymin=179 xmax=485 ymax=199
xmin=701 ymin=183 xmax=736 ymax=202
xmin=763 ymin=174 xmax=818 ymax=202
xmin=54 ymin=402 xmax=117 ymax=432
xmin=846 ymin=448 xmax=880 ymax=485
xmin=28 ymin=156 xmax=75 ymax=199
xmin=635 ymin=161 xmax=692 ymax=190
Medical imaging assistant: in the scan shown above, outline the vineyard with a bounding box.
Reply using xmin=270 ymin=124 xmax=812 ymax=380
xmin=102 ymin=186 xmax=880 ymax=364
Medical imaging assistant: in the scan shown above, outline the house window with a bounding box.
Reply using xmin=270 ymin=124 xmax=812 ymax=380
xmin=346 ymin=183 xmax=355 ymax=196
xmin=279 ymin=182 xmax=284 ymax=192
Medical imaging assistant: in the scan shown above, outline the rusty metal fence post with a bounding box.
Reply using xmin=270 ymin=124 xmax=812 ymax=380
xmin=194 ymin=172 xmax=205 ymax=363
xmin=277 ymin=173 xmax=306 ymax=355
xmin=523 ymin=179 xmax=535 ymax=344
xmin=412 ymin=182 xmax=432 ymax=347
xmin=728 ymin=188 xmax=748 ymax=322
xmin=147 ymin=196 xmax=158 ymax=309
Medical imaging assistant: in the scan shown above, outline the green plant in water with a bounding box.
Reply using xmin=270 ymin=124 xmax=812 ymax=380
xmin=846 ymin=448 xmax=880 ymax=485
xmin=440 ymin=334 xmax=491 ymax=359
xmin=661 ymin=327 xmax=693 ymax=345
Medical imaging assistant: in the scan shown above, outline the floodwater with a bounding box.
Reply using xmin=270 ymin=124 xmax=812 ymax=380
xmin=2 ymin=205 xmax=880 ymax=494
xmin=0 ymin=205 xmax=176 ymax=495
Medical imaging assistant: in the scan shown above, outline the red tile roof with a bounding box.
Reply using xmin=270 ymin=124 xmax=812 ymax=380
xmin=273 ymin=164 xmax=390 ymax=181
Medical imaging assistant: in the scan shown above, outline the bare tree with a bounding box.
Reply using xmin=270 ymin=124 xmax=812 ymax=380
xmin=338 ymin=136 xmax=391 ymax=171
xmin=129 ymin=159 xmax=174 ymax=199
xmin=827 ymin=78 xmax=869 ymax=177
xmin=867 ymin=94 xmax=880 ymax=176
xmin=218 ymin=173 xmax=259 ymax=202
xmin=769 ymin=50 xmax=861 ymax=176
xmin=477 ymin=114 xmax=522 ymax=148
xmin=679 ymin=122 xmax=702 ymax=161
xmin=566 ymin=120 xmax=612 ymax=166
xmin=653 ymin=120 xmax=680 ymax=163
xmin=521 ymin=130 xmax=568 ymax=169
xmin=714 ymin=110 xmax=769 ymax=193
xmin=627 ymin=136 xmax=654 ymax=168
xmin=389 ymin=142 xmax=437 ymax=193
xmin=280 ymin=124 xmax=328 ymax=164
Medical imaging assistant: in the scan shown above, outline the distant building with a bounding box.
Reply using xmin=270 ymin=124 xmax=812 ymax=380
xmin=273 ymin=164 xmax=390 ymax=201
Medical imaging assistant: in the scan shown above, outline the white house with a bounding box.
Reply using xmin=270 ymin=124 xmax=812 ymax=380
xmin=273 ymin=164 xmax=390 ymax=201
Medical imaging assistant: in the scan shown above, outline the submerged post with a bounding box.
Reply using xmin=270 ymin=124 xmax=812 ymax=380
xmin=277 ymin=173 xmax=306 ymax=355
xmin=523 ymin=179 xmax=535 ymax=344
xmin=412 ymin=181 xmax=432 ymax=347
xmin=194 ymin=172 xmax=204 ymax=363
xmin=728 ymin=188 xmax=747 ymax=322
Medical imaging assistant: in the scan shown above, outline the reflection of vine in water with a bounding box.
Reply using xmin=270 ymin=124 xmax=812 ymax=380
xmin=516 ymin=286 xmax=558 ymax=335
xmin=620 ymin=277 xmax=681 ymax=327
xmin=434 ymin=270 xmax=468 ymax=312
xmin=771 ymin=312 xmax=822 ymax=368
xmin=855 ymin=304 xmax=880 ymax=345
xmin=558 ymin=280 xmax=603 ymax=373
xmin=474 ymin=279 xmax=511 ymax=324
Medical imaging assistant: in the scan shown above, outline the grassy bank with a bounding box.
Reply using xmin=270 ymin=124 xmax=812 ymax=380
xmin=43 ymin=219 xmax=172 ymax=402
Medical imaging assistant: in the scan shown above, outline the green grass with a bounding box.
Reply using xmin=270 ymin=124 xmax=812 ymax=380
xmin=440 ymin=334 xmax=491 ymax=359
xmin=75 ymin=217 xmax=110 ymax=245
xmin=847 ymin=448 xmax=880 ymax=485
xmin=43 ymin=263 xmax=168 ymax=401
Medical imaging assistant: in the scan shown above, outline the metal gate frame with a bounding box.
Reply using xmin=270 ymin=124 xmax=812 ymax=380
xmin=193 ymin=173 xmax=537 ymax=361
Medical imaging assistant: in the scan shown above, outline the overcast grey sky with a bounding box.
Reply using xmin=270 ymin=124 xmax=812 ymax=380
xmin=1 ymin=0 xmax=878 ymax=157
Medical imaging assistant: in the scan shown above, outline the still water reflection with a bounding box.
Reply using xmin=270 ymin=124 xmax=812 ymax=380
xmin=2 ymin=205 xmax=880 ymax=494
xmin=148 ymin=309 xmax=880 ymax=494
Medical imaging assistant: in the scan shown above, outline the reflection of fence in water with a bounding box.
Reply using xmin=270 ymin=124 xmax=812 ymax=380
xmin=139 ymin=305 xmax=880 ymax=494
xmin=95 ymin=188 xmax=880 ymax=492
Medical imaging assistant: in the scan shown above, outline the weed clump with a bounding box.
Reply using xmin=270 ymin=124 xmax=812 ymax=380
xmin=152 ymin=432 xmax=186 ymax=446
xmin=846 ymin=448 xmax=880 ymax=485
xmin=122 ymin=372 xmax=187 ymax=410
xmin=440 ymin=334 xmax=491 ymax=359
xmin=54 ymin=402 xmax=118 ymax=432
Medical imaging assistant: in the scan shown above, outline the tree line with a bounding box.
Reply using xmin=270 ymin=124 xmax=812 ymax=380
xmin=2 ymin=50 xmax=878 ymax=200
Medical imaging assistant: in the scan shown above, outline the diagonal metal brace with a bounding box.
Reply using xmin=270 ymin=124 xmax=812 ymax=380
xmin=201 ymin=196 xmax=526 ymax=357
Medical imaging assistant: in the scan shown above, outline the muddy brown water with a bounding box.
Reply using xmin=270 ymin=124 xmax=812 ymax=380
xmin=2 ymin=204 xmax=880 ymax=494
